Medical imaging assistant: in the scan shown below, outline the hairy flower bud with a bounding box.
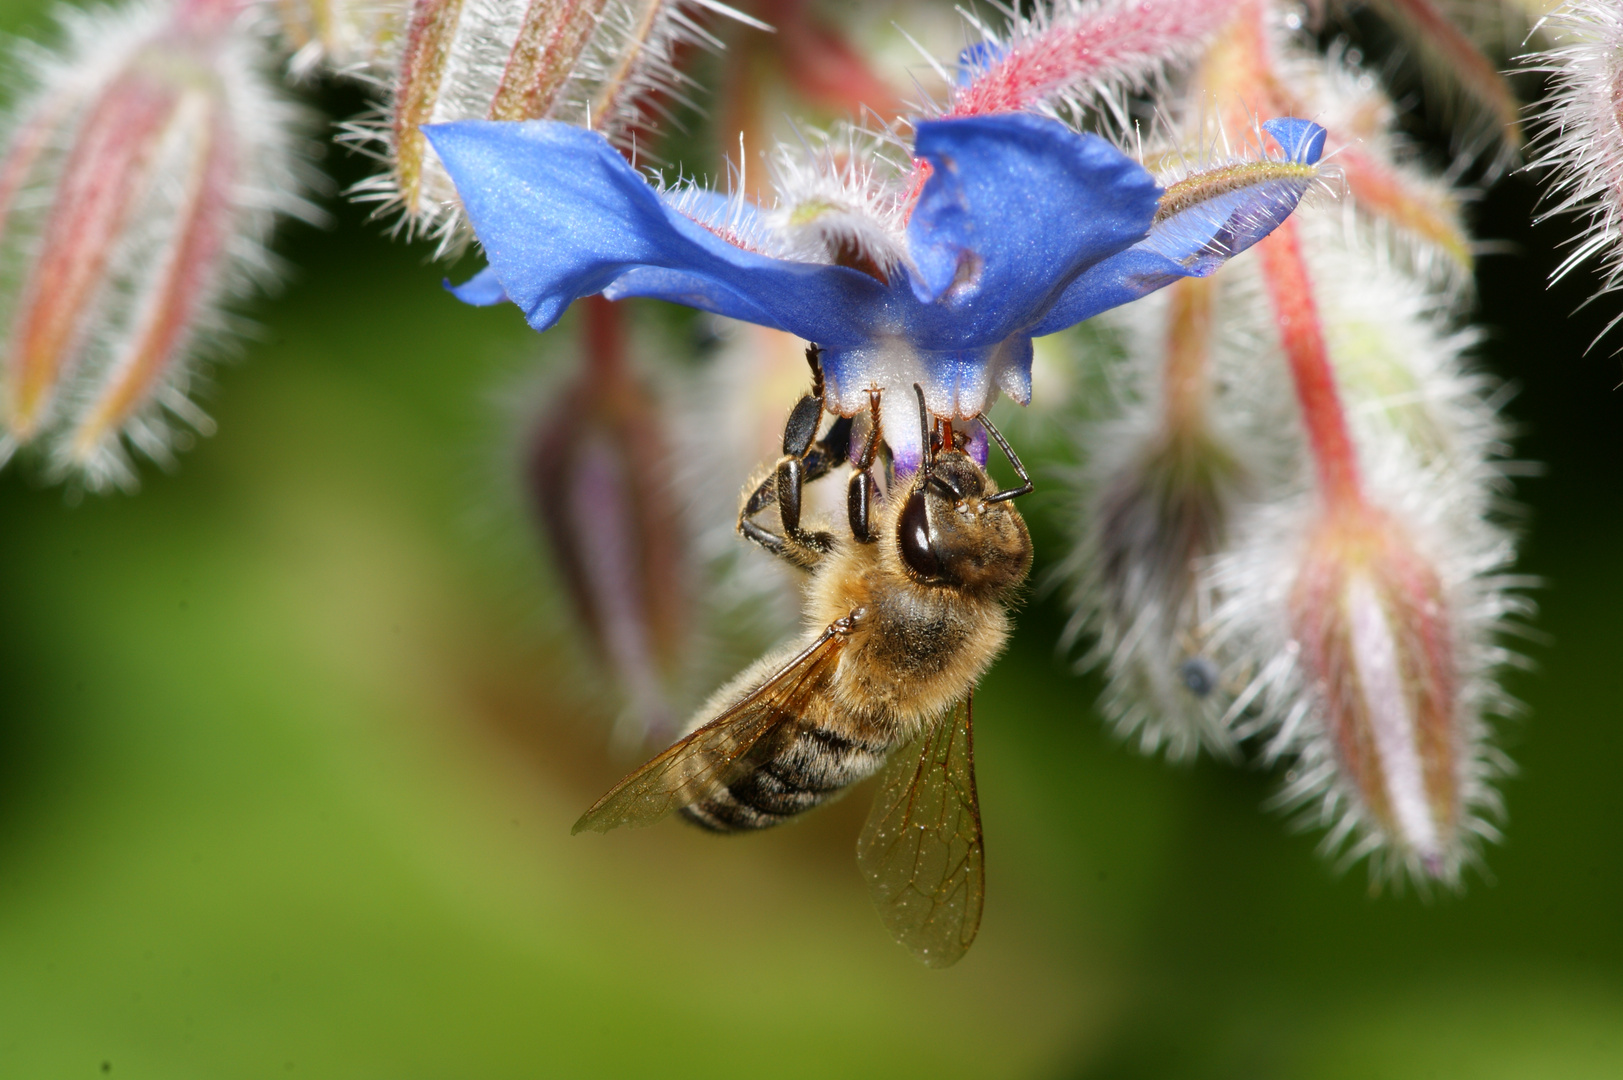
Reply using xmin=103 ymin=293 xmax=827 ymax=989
xmin=527 ymin=296 xmax=691 ymax=746
xmin=1288 ymin=507 xmax=1465 ymax=878
xmin=1198 ymin=221 xmax=1522 ymax=886
xmin=1207 ymin=471 xmax=1520 ymax=888
xmin=945 ymin=0 xmax=1240 ymax=121
xmin=0 ymin=0 xmax=318 ymax=490
xmin=348 ymin=0 xmax=766 ymax=245
xmin=1062 ymin=277 xmax=1249 ymax=761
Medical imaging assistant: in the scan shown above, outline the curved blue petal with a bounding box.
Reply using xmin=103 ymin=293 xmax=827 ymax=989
xmin=604 ymin=266 xmax=785 ymax=328
xmin=424 ymin=120 xmax=886 ymax=344
xmin=446 ymin=265 xmax=509 ymax=306
xmin=907 ymin=114 xmax=1160 ymax=323
xmin=1263 ymin=117 xmax=1327 ymax=165
xmin=1031 ymin=119 xmax=1327 ymax=335
xmin=1028 ymin=248 xmax=1189 ymax=335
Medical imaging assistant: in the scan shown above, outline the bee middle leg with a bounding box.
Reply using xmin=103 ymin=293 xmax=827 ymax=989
xmin=738 ymin=346 xmax=854 ymax=568
xmin=845 ymin=390 xmax=883 ymax=544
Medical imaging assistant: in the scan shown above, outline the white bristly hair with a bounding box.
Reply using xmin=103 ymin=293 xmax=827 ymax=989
xmin=763 ymin=122 xmax=911 ymax=277
xmin=1524 ymin=0 xmax=1623 ymax=329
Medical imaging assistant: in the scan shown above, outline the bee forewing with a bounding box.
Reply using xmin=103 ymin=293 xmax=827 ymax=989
xmin=857 ymin=694 xmax=984 ymax=969
xmin=572 ymin=626 xmax=850 ymax=834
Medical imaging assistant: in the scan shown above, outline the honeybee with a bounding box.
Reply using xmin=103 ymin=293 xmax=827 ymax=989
xmin=575 ymin=354 xmax=1033 ymax=968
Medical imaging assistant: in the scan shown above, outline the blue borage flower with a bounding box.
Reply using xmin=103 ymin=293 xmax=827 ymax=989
xmin=427 ymin=113 xmax=1326 ymax=471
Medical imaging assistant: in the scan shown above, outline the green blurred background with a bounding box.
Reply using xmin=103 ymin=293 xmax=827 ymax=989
xmin=2 ymin=4 xmax=1622 ymax=1077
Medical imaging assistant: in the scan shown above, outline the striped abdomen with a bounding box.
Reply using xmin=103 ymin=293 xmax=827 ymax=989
xmin=680 ymin=724 xmax=889 ymax=832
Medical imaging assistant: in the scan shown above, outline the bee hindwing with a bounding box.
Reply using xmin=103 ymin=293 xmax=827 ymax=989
xmin=857 ymin=694 xmax=984 ymax=968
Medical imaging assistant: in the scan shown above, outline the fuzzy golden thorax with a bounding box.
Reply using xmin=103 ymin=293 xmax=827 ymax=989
xmin=803 ymin=448 xmax=1033 ymax=729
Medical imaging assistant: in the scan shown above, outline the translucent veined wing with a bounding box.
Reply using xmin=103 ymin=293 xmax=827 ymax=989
xmin=857 ymin=693 xmax=984 ymax=968
xmin=572 ymin=619 xmax=853 ymax=834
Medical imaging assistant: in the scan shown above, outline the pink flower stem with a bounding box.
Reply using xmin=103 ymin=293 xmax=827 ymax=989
xmin=1255 ymin=218 xmax=1364 ymax=513
xmin=582 ymin=294 xmax=626 ymax=383
xmin=1364 ymin=0 xmax=1523 ymax=148
xmin=1162 ymin=276 xmax=1214 ymax=434
xmin=1204 ymin=3 xmax=1364 ymax=513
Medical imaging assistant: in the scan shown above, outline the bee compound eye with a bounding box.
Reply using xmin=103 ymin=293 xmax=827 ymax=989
xmin=897 ymin=490 xmax=942 ymax=580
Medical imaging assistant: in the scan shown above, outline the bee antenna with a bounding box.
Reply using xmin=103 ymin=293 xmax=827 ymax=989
xmin=913 ymin=383 xmax=934 ymax=470
xmin=979 ymin=412 xmax=1034 ymax=503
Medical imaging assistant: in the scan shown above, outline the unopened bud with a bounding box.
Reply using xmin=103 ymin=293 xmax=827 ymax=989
xmin=527 ymin=297 xmax=690 ymax=746
xmin=1065 ymin=277 xmax=1246 ymax=761
xmin=352 ymin=0 xmax=766 ymax=243
xmin=0 ymin=0 xmax=319 ymax=490
xmin=1288 ymin=506 xmax=1466 ymax=881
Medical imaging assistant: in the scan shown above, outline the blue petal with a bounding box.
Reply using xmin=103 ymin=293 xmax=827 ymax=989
xmin=602 ymin=267 xmax=780 ymax=325
xmin=1028 ymin=248 xmax=1189 ymax=335
xmin=907 ymin=114 xmax=1160 ymax=322
xmin=445 ymin=265 xmax=508 ymax=306
xmin=424 ymin=120 xmax=885 ymax=344
xmin=1031 ymin=119 xmax=1327 ymax=335
xmin=1263 ymin=117 xmax=1328 ymax=165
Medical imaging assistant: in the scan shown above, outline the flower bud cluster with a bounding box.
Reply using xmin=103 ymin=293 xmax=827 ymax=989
xmin=0 ymin=0 xmax=318 ymax=490
xmin=1043 ymin=1 xmax=1528 ymax=884
xmin=339 ymin=0 xmax=766 ymax=246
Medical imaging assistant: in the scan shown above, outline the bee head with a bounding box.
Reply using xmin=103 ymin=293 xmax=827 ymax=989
xmin=895 ymin=389 xmax=1033 ymax=594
